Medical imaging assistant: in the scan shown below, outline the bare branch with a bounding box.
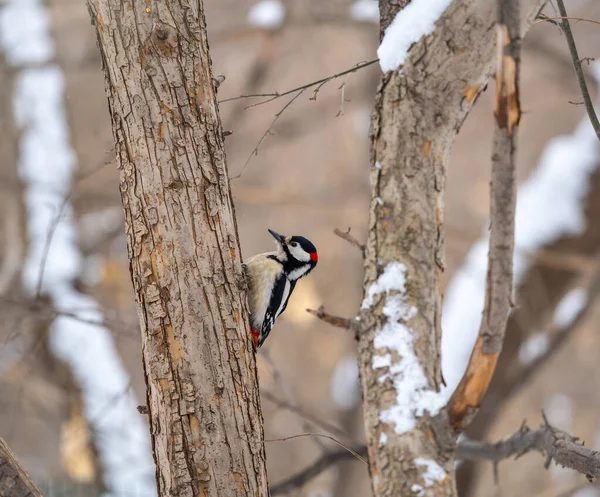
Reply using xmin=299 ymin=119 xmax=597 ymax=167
xmin=219 ymin=59 xmax=378 ymax=105
xmin=265 ymin=433 xmax=368 ymax=465
xmin=306 ymin=305 xmax=352 ymax=329
xmin=333 ymin=227 xmax=366 ymax=257
xmin=231 ymin=89 xmax=305 ymax=179
xmin=270 ymin=445 xmax=369 ymax=496
xmin=555 ymin=0 xmax=600 ymax=141
xmin=535 ymin=14 xmax=600 ymax=28
xmin=34 ymin=196 xmax=70 ymax=300
xmin=261 ymin=349 xmax=329 ymax=452
xmin=456 ymin=420 xmax=600 ymax=480
xmin=447 ymin=0 xmax=521 ymax=431
xmin=271 ymin=419 xmax=600 ymax=495
xmin=262 ymin=390 xmax=353 ymax=442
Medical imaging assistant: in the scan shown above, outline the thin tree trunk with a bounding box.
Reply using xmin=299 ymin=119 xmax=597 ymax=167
xmin=87 ymin=2 xmax=269 ymax=497
xmin=358 ymin=1 xmax=543 ymax=496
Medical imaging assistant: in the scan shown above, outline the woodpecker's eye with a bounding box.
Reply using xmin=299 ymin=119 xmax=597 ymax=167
xmin=290 ymin=242 xmax=298 ymax=248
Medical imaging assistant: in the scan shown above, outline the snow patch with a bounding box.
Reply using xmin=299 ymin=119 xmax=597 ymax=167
xmin=364 ymin=263 xmax=445 ymax=435
xmin=554 ymin=287 xmax=587 ymax=328
xmin=518 ymin=332 xmax=550 ymax=365
xmin=415 ymin=457 xmax=447 ymax=486
xmin=330 ymin=355 xmax=360 ymax=410
xmin=377 ymin=0 xmax=452 ymax=72
xmin=350 ymin=0 xmax=379 ymax=23
xmin=247 ymin=0 xmax=285 ymax=29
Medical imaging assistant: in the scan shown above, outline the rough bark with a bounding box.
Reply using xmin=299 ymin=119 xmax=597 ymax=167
xmin=0 ymin=438 xmax=43 ymax=497
xmin=87 ymin=2 xmax=268 ymax=497
xmin=358 ymin=1 xmax=544 ymax=496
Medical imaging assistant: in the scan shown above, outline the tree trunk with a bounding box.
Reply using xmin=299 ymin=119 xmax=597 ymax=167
xmin=0 ymin=438 xmax=43 ymax=497
xmin=87 ymin=2 xmax=269 ymax=497
xmin=358 ymin=1 xmax=544 ymax=496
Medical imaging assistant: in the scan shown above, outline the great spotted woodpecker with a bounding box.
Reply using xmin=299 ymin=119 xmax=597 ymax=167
xmin=243 ymin=229 xmax=318 ymax=348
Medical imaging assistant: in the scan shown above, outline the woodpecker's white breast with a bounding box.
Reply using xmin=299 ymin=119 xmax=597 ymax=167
xmin=244 ymin=253 xmax=283 ymax=329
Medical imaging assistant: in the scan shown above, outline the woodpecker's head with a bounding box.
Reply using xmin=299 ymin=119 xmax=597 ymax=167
xmin=268 ymin=229 xmax=318 ymax=276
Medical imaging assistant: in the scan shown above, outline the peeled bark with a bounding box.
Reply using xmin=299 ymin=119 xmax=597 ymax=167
xmin=358 ymin=1 xmax=544 ymax=496
xmin=87 ymin=1 xmax=269 ymax=496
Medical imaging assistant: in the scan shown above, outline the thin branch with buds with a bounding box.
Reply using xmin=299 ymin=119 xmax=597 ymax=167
xmin=219 ymin=59 xmax=378 ymax=106
xmin=231 ymin=90 xmax=305 ymax=179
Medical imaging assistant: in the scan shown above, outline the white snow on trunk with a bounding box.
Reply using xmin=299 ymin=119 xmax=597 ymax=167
xmin=377 ymin=0 xmax=452 ymax=72
xmin=441 ymin=64 xmax=600 ymax=399
xmin=363 ymin=262 xmax=445 ymax=436
xmin=0 ymin=1 xmax=156 ymax=496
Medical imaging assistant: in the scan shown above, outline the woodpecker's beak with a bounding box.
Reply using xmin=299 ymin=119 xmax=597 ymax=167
xmin=268 ymin=229 xmax=285 ymax=244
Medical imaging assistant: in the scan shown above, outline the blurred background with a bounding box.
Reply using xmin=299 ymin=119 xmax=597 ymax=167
xmin=1 ymin=0 xmax=600 ymax=496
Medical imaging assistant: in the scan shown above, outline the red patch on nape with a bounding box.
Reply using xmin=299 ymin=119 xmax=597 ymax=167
xmin=310 ymin=252 xmax=319 ymax=262
xmin=251 ymin=328 xmax=259 ymax=348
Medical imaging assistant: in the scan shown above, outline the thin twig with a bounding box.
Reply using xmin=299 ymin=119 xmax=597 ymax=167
xmin=265 ymin=433 xmax=368 ymax=465
xmin=535 ymin=15 xmax=600 ymax=27
xmin=261 ymin=348 xmax=330 ymax=453
xmin=231 ymin=89 xmax=305 ymax=179
xmin=219 ymin=59 xmax=378 ymax=105
xmin=306 ymin=306 xmax=352 ymax=329
xmin=262 ymin=390 xmax=354 ymax=442
xmin=270 ymin=445 xmax=368 ymax=496
xmin=34 ymin=196 xmax=71 ymax=300
xmin=333 ymin=227 xmax=366 ymax=257
xmin=272 ymin=419 xmax=600 ymax=495
xmin=555 ymin=0 xmax=600 ymax=141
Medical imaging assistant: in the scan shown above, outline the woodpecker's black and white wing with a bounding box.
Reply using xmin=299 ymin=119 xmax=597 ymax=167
xmin=258 ymin=273 xmax=292 ymax=346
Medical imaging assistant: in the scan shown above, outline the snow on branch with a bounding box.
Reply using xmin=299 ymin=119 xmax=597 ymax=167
xmin=363 ymin=263 xmax=446 ymax=436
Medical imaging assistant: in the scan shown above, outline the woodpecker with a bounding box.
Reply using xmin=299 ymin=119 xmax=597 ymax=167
xmin=243 ymin=229 xmax=318 ymax=348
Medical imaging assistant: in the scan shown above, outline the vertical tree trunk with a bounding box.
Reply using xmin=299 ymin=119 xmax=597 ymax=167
xmin=358 ymin=1 xmax=543 ymax=496
xmin=87 ymin=2 xmax=269 ymax=496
